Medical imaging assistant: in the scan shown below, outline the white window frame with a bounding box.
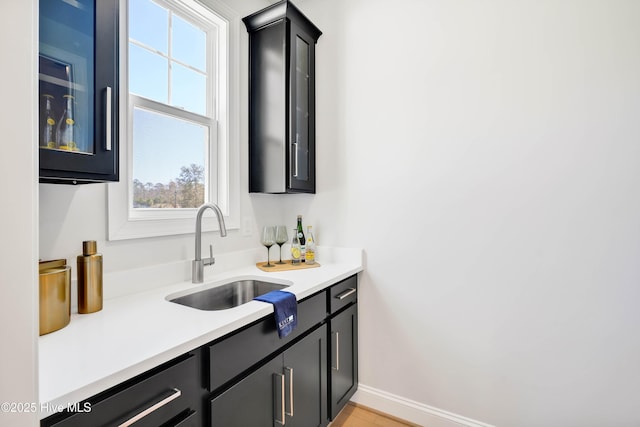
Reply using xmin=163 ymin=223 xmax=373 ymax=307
xmin=108 ymin=0 xmax=240 ymax=240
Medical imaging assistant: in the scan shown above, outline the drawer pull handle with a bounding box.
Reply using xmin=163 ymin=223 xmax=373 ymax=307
xmin=274 ymin=373 xmax=286 ymax=425
xmin=118 ymin=388 xmax=181 ymax=427
xmin=284 ymin=367 xmax=294 ymax=417
xmin=335 ymin=288 xmax=356 ymax=300
xmin=105 ymin=86 xmax=112 ymax=151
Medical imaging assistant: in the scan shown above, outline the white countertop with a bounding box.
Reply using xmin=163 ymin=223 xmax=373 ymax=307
xmin=38 ymin=246 xmax=363 ymax=418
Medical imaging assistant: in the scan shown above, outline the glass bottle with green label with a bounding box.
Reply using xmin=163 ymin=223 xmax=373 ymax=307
xmin=296 ymin=215 xmax=306 ymax=261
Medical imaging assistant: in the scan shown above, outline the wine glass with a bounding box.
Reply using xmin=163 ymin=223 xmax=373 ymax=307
xmin=261 ymin=226 xmax=276 ymax=267
xmin=275 ymin=226 xmax=288 ymax=264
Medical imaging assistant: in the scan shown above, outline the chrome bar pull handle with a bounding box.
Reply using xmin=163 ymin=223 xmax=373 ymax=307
xmin=284 ymin=367 xmax=294 ymax=417
xmin=105 ymin=86 xmax=112 ymax=151
xmin=332 ymin=331 xmax=340 ymax=371
xmin=274 ymin=373 xmax=286 ymax=425
xmin=335 ymin=288 xmax=357 ymax=300
xmin=117 ymin=388 xmax=181 ymax=427
xmin=293 ymin=134 xmax=299 ymax=178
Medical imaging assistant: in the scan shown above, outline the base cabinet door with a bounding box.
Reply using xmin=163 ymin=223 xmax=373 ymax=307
xmin=329 ymin=304 xmax=358 ymax=419
xmin=209 ymin=325 xmax=327 ymax=427
xmin=283 ymin=325 xmax=328 ymax=427
xmin=209 ymin=356 xmax=281 ymax=426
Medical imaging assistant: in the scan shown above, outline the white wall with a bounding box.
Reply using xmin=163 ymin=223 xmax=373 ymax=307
xmin=295 ymin=0 xmax=640 ymax=426
xmin=30 ymin=0 xmax=640 ymax=426
xmin=0 ymin=0 xmax=39 ymax=426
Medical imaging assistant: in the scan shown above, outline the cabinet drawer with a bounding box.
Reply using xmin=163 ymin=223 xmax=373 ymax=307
xmin=207 ymin=290 xmax=325 ymax=392
xmin=328 ymin=275 xmax=357 ymax=314
xmin=42 ymin=353 xmax=201 ymax=427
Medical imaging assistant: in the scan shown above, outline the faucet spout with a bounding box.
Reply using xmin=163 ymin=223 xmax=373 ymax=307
xmin=193 ymin=203 xmax=227 ymax=283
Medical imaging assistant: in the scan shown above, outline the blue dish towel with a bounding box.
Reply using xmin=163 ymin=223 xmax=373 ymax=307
xmin=254 ymin=290 xmax=297 ymax=338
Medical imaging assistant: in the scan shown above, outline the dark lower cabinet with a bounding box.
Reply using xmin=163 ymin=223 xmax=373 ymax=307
xmin=209 ymin=325 xmax=327 ymax=427
xmin=207 ymin=291 xmax=326 ymax=392
xmin=210 ymin=356 xmax=282 ymax=426
xmin=329 ymin=304 xmax=359 ymax=420
xmin=41 ymin=352 xmax=203 ymax=427
xmin=283 ymin=325 xmax=328 ymax=427
xmin=41 ymin=275 xmax=358 ymax=427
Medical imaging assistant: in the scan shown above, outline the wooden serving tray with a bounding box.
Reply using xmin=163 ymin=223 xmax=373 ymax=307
xmin=256 ymin=260 xmax=321 ymax=272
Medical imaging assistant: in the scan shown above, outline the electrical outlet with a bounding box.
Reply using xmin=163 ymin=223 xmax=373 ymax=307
xmin=242 ymin=217 xmax=252 ymax=237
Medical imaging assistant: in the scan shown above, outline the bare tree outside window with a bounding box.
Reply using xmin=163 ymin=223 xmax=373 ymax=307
xmin=133 ymin=163 xmax=204 ymax=208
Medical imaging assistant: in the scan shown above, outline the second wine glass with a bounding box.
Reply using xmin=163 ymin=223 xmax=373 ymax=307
xmin=275 ymin=226 xmax=288 ymax=264
xmin=261 ymin=226 xmax=276 ymax=267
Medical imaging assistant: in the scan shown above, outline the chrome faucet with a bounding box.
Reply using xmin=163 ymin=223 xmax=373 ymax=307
xmin=192 ymin=203 xmax=227 ymax=283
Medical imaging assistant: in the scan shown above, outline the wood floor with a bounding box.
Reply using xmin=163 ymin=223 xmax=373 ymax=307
xmin=330 ymin=403 xmax=422 ymax=427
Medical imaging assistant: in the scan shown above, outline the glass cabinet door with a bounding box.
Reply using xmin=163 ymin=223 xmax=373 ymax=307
xmin=289 ymin=23 xmax=316 ymax=193
xmin=39 ymin=0 xmax=118 ymax=183
xmin=39 ymin=0 xmax=94 ymax=154
xmin=293 ymin=35 xmax=310 ymax=182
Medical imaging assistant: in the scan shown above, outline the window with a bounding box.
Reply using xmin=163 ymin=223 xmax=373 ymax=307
xmin=108 ymin=0 xmax=240 ymax=240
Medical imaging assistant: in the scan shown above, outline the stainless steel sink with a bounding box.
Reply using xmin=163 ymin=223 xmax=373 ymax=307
xmin=168 ymin=279 xmax=289 ymax=311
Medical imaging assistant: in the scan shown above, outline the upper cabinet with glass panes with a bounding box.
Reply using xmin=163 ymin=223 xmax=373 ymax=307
xmin=243 ymin=1 xmax=321 ymax=194
xmin=39 ymin=0 xmax=119 ymax=183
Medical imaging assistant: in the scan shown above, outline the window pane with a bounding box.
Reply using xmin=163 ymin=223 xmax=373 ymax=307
xmin=172 ymin=14 xmax=206 ymax=71
xmin=129 ymin=43 xmax=168 ymax=103
xmin=129 ymin=0 xmax=168 ymax=54
xmin=132 ymin=107 xmax=207 ymax=209
xmin=171 ymin=62 xmax=206 ymax=115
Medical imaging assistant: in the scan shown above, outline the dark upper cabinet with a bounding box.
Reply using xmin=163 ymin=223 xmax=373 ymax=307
xmin=243 ymin=0 xmax=321 ymax=194
xmin=39 ymin=0 xmax=119 ymax=184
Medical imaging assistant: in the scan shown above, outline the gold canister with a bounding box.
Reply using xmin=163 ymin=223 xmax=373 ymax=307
xmin=77 ymin=240 xmax=103 ymax=314
xmin=39 ymin=260 xmax=71 ymax=336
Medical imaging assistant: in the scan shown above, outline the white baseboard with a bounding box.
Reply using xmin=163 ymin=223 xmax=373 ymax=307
xmin=351 ymin=384 xmax=496 ymax=427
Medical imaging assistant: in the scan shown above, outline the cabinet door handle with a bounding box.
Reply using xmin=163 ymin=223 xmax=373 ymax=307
xmin=117 ymin=388 xmax=181 ymax=427
xmin=332 ymin=331 xmax=340 ymax=371
xmin=292 ymin=136 xmax=299 ymax=178
xmin=335 ymin=288 xmax=356 ymax=300
xmin=105 ymin=86 xmax=112 ymax=151
xmin=284 ymin=367 xmax=294 ymax=417
xmin=274 ymin=373 xmax=286 ymax=425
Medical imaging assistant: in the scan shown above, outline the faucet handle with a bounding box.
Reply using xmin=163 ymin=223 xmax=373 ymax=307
xmin=204 ymin=244 xmax=215 ymax=266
